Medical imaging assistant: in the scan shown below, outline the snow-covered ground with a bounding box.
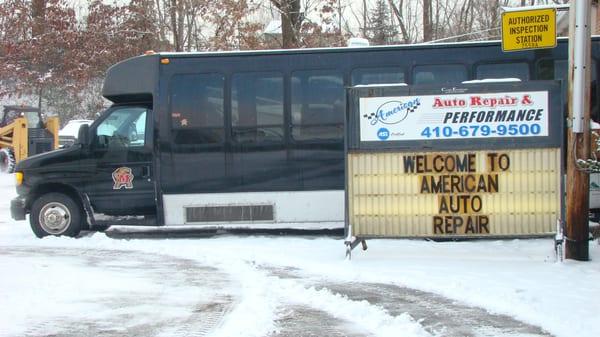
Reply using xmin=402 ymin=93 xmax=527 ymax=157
xmin=0 ymin=173 xmax=599 ymax=337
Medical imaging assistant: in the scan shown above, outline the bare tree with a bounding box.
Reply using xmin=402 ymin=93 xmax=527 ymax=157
xmin=168 ymin=0 xmax=184 ymax=51
xmin=206 ymin=0 xmax=263 ymax=50
xmin=454 ymin=0 xmax=476 ymax=40
xmin=474 ymin=0 xmax=510 ymax=41
xmin=31 ymin=0 xmax=47 ymax=37
xmin=270 ymin=0 xmax=302 ymax=48
xmin=411 ymin=0 xmax=505 ymax=43
xmin=0 ymin=0 xmax=88 ymax=117
xmin=388 ymin=0 xmax=419 ymax=43
xmin=362 ymin=0 xmax=368 ymax=37
xmin=345 ymin=0 xmax=368 ymax=39
xmin=423 ymin=0 xmax=433 ymax=41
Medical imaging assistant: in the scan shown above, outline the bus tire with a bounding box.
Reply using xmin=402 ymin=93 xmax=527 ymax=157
xmin=30 ymin=193 xmax=82 ymax=238
xmin=0 ymin=148 xmax=15 ymax=173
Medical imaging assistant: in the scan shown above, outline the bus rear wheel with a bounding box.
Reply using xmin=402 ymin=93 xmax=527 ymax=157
xmin=30 ymin=193 xmax=82 ymax=238
xmin=0 ymin=148 xmax=15 ymax=173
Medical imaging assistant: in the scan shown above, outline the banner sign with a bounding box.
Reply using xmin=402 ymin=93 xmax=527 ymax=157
xmin=359 ymin=91 xmax=549 ymax=142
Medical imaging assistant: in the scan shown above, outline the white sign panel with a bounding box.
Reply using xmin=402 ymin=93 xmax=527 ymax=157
xmin=359 ymin=91 xmax=549 ymax=142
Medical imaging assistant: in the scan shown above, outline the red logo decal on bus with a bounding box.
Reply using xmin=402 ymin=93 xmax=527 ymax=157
xmin=112 ymin=167 xmax=134 ymax=190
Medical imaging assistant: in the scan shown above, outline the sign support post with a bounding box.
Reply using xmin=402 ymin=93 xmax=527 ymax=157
xmin=566 ymin=0 xmax=591 ymax=261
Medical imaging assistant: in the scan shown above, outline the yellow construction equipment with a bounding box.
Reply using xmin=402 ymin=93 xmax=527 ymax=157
xmin=0 ymin=106 xmax=59 ymax=173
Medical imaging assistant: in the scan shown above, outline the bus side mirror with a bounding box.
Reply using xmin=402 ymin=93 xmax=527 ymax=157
xmin=77 ymin=124 xmax=90 ymax=147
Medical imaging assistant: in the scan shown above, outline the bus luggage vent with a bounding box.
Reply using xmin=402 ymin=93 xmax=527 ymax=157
xmin=185 ymin=205 xmax=274 ymax=223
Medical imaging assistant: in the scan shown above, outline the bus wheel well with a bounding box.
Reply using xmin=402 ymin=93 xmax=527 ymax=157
xmin=28 ymin=184 xmax=84 ymax=214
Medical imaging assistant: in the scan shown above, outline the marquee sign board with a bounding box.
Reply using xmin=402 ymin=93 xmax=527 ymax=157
xmin=346 ymin=82 xmax=563 ymax=238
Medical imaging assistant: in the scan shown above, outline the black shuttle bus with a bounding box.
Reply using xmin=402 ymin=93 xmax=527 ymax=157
xmin=10 ymin=37 xmax=600 ymax=237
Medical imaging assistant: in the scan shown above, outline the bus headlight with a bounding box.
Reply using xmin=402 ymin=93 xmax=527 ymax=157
xmin=15 ymin=172 xmax=23 ymax=186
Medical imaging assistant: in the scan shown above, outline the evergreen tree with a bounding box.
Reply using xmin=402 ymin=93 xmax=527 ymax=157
xmin=367 ymin=0 xmax=397 ymax=45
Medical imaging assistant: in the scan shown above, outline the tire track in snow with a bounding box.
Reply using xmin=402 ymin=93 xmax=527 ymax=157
xmin=259 ymin=266 xmax=429 ymax=337
xmin=321 ymin=282 xmax=552 ymax=337
xmin=161 ymin=296 xmax=234 ymax=337
xmin=261 ymin=265 xmax=553 ymax=337
xmin=1 ymin=247 xmax=237 ymax=337
xmin=269 ymin=306 xmax=372 ymax=337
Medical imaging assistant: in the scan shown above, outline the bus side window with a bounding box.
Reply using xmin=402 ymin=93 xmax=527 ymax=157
xmin=537 ymin=59 xmax=598 ymax=122
xmin=351 ymin=67 xmax=405 ymax=85
xmin=413 ymin=64 xmax=467 ymax=84
xmin=169 ymin=73 xmax=225 ymax=145
xmin=232 ymin=72 xmax=284 ymax=143
xmin=476 ymin=62 xmax=529 ymax=80
xmin=291 ymin=70 xmax=344 ymax=141
xmin=537 ymin=59 xmax=567 ymax=81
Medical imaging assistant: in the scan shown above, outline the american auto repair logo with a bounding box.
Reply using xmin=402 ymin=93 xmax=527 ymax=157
xmin=112 ymin=167 xmax=134 ymax=190
xmin=362 ymin=98 xmax=421 ymax=125
xmin=363 ymin=98 xmax=420 ymax=140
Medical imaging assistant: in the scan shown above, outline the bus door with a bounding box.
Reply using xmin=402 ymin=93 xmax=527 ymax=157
xmin=83 ymin=106 xmax=156 ymax=216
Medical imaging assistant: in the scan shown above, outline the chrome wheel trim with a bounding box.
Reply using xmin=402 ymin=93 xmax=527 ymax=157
xmin=39 ymin=202 xmax=71 ymax=235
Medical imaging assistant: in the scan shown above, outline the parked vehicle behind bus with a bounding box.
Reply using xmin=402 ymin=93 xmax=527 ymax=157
xmin=10 ymin=37 xmax=600 ymax=237
xmin=59 ymin=119 xmax=93 ymax=148
xmin=0 ymin=105 xmax=59 ymax=173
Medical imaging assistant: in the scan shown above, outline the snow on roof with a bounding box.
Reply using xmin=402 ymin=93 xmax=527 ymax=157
xmin=462 ymin=78 xmax=522 ymax=84
xmin=347 ymin=38 xmax=370 ymax=47
xmin=352 ymin=83 xmax=408 ymax=88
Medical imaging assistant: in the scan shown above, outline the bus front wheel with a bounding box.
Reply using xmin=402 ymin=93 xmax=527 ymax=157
xmin=30 ymin=193 xmax=82 ymax=238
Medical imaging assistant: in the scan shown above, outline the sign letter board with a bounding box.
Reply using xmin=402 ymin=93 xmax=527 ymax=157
xmin=346 ymin=82 xmax=563 ymax=239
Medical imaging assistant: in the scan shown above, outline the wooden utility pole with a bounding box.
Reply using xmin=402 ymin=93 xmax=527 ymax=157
xmin=566 ymin=0 xmax=591 ymax=261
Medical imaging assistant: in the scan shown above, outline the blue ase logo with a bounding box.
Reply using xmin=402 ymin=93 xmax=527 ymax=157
xmin=377 ymin=128 xmax=390 ymax=140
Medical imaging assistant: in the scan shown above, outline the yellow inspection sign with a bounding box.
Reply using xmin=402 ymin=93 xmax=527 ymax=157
xmin=501 ymin=7 xmax=556 ymax=52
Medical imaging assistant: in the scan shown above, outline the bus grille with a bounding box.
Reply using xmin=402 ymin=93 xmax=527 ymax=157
xmin=185 ymin=205 xmax=274 ymax=223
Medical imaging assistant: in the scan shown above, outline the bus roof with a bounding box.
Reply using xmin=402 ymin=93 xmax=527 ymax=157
xmin=156 ymin=35 xmax=596 ymax=58
xmin=102 ymin=36 xmax=600 ymax=103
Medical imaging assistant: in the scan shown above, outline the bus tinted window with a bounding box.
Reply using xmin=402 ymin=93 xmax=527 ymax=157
xmin=232 ymin=72 xmax=284 ymax=143
xmin=538 ymin=59 xmax=598 ymax=121
xmin=291 ymin=70 xmax=344 ymax=140
xmin=413 ymin=64 xmax=467 ymax=84
xmin=351 ymin=67 xmax=405 ymax=85
xmin=537 ymin=59 xmax=597 ymax=81
xmin=476 ymin=62 xmax=529 ymax=80
xmin=169 ymin=73 xmax=224 ymax=144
